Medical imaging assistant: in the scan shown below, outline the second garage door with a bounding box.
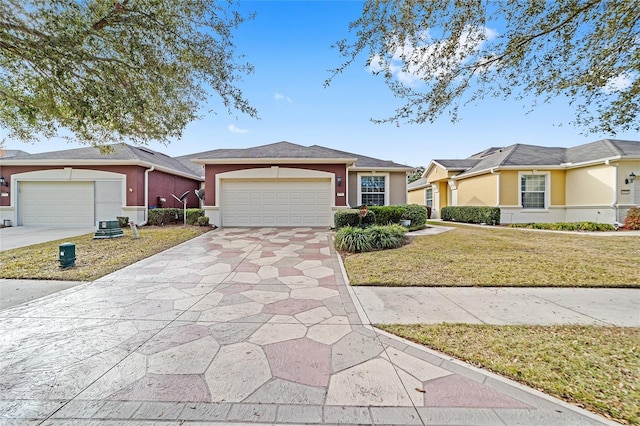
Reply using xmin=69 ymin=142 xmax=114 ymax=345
xmin=221 ymin=179 xmax=331 ymax=227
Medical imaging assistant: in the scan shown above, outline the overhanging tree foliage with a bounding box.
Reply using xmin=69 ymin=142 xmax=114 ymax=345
xmin=0 ymin=0 xmax=257 ymax=146
xmin=329 ymin=0 xmax=639 ymax=135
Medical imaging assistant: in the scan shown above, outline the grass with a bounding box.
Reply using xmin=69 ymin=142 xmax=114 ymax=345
xmin=0 ymin=225 xmax=211 ymax=281
xmin=342 ymin=223 xmax=640 ymax=286
xmin=378 ymin=324 xmax=640 ymax=425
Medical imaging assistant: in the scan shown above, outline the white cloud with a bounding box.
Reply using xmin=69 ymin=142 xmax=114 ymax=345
xmin=227 ymin=124 xmax=248 ymax=134
xmin=369 ymin=26 xmax=500 ymax=87
xmin=274 ymin=92 xmax=293 ymax=104
xmin=603 ymin=73 xmax=635 ymax=93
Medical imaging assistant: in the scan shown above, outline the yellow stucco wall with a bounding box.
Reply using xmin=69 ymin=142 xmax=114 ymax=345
xmin=426 ymin=164 xmax=450 ymax=182
xmin=456 ymin=174 xmax=498 ymax=206
xmin=566 ymin=165 xmax=614 ymax=205
xmin=499 ymin=170 xmax=519 ymax=205
xmin=438 ymin=182 xmax=449 ymax=207
xmin=550 ymin=170 xmax=566 ymax=206
xmin=407 ymin=188 xmax=424 ymax=204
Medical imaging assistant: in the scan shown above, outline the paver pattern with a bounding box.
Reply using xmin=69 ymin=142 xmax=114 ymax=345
xmin=0 ymin=228 xmax=615 ymax=425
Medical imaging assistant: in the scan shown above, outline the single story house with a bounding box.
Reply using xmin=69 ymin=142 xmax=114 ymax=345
xmin=0 ymin=144 xmax=203 ymax=227
xmin=0 ymin=141 xmax=411 ymax=228
xmin=408 ymin=139 xmax=640 ymax=224
xmin=189 ymin=141 xmax=412 ymax=227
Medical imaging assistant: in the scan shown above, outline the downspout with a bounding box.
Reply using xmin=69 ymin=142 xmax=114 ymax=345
xmin=138 ymin=165 xmax=155 ymax=226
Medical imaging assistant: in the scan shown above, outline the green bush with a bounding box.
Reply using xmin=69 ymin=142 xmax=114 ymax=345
xmin=624 ymin=207 xmax=640 ymax=230
xmin=509 ymin=222 xmax=616 ymax=231
xmin=366 ymin=224 xmax=407 ymax=250
xmin=441 ymin=206 xmax=501 ymax=225
xmin=148 ymin=208 xmax=204 ymax=226
xmin=334 ymin=224 xmax=407 ymax=253
xmin=116 ymin=216 xmax=130 ymax=228
xmin=334 ymin=227 xmax=372 ymax=252
xmin=401 ymin=204 xmax=428 ymax=230
xmin=197 ymin=216 xmax=210 ymax=226
xmin=368 ymin=205 xmax=404 ymax=225
xmin=334 ymin=209 xmax=376 ymax=229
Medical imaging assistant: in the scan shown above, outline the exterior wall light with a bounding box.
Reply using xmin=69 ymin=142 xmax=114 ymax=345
xmin=337 ymin=175 xmax=342 ymax=187
xmin=0 ymin=176 xmax=8 ymax=187
xmin=625 ymin=172 xmax=636 ymax=185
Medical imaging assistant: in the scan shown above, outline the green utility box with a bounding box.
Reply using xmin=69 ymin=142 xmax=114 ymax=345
xmin=94 ymin=219 xmax=124 ymax=239
xmin=59 ymin=243 xmax=76 ymax=268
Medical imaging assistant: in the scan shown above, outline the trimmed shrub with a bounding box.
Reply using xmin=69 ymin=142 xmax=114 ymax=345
xmin=147 ymin=208 xmax=204 ymax=226
xmin=401 ymin=204 xmax=428 ymax=230
xmin=334 ymin=224 xmax=407 ymax=253
xmin=441 ymin=206 xmax=501 ymax=225
xmin=624 ymin=207 xmax=640 ymax=230
xmin=368 ymin=205 xmax=404 ymax=225
xmin=116 ymin=216 xmax=130 ymax=228
xmin=197 ymin=216 xmax=210 ymax=226
xmin=509 ymin=222 xmax=616 ymax=231
xmin=334 ymin=209 xmax=376 ymax=229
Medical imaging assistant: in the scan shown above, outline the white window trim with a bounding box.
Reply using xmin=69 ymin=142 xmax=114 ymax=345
xmin=357 ymin=172 xmax=389 ymax=206
xmin=425 ymin=187 xmax=433 ymax=207
xmin=518 ymin=171 xmax=551 ymax=210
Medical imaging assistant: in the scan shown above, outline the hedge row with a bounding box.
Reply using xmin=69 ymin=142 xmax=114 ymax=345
xmin=441 ymin=206 xmax=500 ymax=225
xmin=147 ymin=208 xmax=207 ymax=226
xmin=509 ymin=222 xmax=615 ymax=231
xmin=334 ymin=204 xmax=428 ymax=230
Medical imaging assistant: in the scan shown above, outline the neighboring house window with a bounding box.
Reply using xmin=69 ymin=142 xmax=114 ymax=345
xmin=521 ymin=174 xmax=546 ymax=209
xmin=360 ymin=175 xmax=386 ymax=206
xmin=425 ymin=187 xmax=433 ymax=208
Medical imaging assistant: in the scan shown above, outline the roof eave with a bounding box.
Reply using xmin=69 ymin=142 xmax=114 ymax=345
xmin=0 ymin=159 xmax=203 ymax=181
xmin=349 ymin=166 xmax=414 ymax=172
xmin=193 ymin=157 xmax=358 ymax=165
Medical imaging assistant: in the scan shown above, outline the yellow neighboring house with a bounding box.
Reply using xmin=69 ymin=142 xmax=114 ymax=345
xmin=407 ymin=139 xmax=640 ymax=225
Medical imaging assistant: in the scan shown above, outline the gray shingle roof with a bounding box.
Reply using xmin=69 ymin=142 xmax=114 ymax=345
xmin=0 ymin=143 xmax=202 ymax=179
xmin=0 ymin=149 xmax=30 ymax=158
xmin=407 ymin=177 xmax=429 ymax=190
xmin=189 ymin=141 xmax=412 ymax=169
xmin=452 ymin=140 xmax=640 ymax=177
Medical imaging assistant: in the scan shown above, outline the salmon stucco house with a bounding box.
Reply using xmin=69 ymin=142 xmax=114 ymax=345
xmin=0 ymin=141 xmax=411 ymax=228
xmin=408 ymin=139 xmax=640 ymax=225
xmin=185 ymin=141 xmax=412 ymax=227
xmin=0 ymin=144 xmax=203 ymax=227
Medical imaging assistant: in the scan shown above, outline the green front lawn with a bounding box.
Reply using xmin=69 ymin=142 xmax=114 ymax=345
xmin=379 ymin=324 xmax=640 ymax=425
xmin=0 ymin=225 xmax=211 ymax=281
xmin=342 ymin=223 xmax=640 ymax=286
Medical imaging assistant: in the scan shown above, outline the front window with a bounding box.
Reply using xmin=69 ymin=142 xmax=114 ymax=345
xmin=521 ymin=175 xmax=546 ymax=209
xmin=360 ymin=175 xmax=386 ymax=206
xmin=425 ymin=187 xmax=433 ymax=208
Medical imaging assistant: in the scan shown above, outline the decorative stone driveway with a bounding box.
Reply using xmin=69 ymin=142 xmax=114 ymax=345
xmin=0 ymin=228 xmax=614 ymax=425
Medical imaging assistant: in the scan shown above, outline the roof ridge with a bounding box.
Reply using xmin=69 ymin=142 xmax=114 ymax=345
xmin=497 ymin=144 xmax=519 ymax=166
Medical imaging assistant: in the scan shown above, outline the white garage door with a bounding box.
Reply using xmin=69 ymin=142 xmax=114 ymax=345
xmin=20 ymin=181 xmax=94 ymax=226
xmin=221 ymin=179 xmax=331 ymax=227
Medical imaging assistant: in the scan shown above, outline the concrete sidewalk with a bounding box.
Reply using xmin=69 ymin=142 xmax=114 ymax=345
xmin=352 ymin=286 xmax=640 ymax=326
xmin=0 ymin=228 xmax=621 ymax=425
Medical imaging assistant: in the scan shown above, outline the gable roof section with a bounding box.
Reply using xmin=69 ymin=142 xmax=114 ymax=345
xmin=0 ymin=143 xmax=202 ymax=180
xmin=191 ymin=141 xmax=412 ymax=170
xmin=423 ymin=139 xmax=640 ymax=181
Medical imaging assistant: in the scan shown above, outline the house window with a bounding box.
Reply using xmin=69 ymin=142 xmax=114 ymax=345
xmin=521 ymin=174 xmax=546 ymax=209
xmin=360 ymin=175 xmax=386 ymax=206
xmin=425 ymin=187 xmax=433 ymax=208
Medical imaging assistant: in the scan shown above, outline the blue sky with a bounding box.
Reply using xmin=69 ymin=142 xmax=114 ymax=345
xmin=3 ymin=1 xmax=638 ymax=168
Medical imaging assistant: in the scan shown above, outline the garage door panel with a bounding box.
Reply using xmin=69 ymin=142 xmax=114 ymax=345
xmin=221 ymin=179 xmax=330 ymax=227
xmin=20 ymin=182 xmax=94 ymax=226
